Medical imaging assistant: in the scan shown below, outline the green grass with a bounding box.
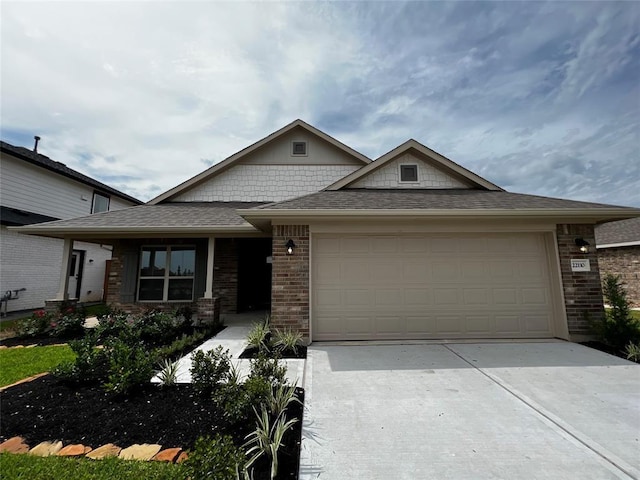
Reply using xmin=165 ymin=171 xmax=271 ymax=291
xmin=82 ymin=303 xmax=110 ymax=317
xmin=0 ymin=453 xmax=184 ymax=480
xmin=0 ymin=318 xmax=25 ymax=332
xmin=631 ymin=310 xmax=640 ymax=322
xmin=0 ymin=345 xmax=75 ymax=387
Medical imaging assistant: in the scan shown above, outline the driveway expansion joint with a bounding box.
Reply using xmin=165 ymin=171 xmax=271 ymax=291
xmin=442 ymin=344 xmax=638 ymax=480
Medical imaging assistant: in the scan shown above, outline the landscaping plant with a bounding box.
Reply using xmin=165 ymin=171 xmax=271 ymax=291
xmin=246 ymin=319 xmax=271 ymax=353
xmin=156 ymin=358 xmax=180 ymax=386
xmin=182 ymin=434 xmax=247 ymax=480
xmin=190 ymin=346 xmax=232 ymax=397
xmin=594 ymin=274 xmax=640 ymax=351
xmin=249 ymin=353 xmax=287 ymax=387
xmin=625 ymin=342 xmax=640 ymax=362
xmin=272 ymin=328 xmax=303 ymax=355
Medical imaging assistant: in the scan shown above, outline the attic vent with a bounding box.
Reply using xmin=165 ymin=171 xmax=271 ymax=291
xmin=399 ymin=164 xmax=418 ymax=182
xmin=292 ymin=141 xmax=307 ymax=156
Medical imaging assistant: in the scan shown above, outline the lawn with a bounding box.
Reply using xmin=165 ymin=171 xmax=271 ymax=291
xmin=0 ymin=453 xmax=182 ymax=480
xmin=631 ymin=310 xmax=640 ymax=321
xmin=0 ymin=345 xmax=75 ymax=387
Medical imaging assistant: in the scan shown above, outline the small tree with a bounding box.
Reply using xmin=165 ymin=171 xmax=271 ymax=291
xmin=595 ymin=274 xmax=640 ymax=351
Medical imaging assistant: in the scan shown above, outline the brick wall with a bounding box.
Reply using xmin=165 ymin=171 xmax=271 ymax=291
xmin=556 ymin=224 xmax=605 ymax=336
xmin=598 ymin=246 xmax=640 ymax=307
xmin=271 ymin=225 xmax=310 ymax=341
xmin=212 ymin=238 xmax=238 ymax=314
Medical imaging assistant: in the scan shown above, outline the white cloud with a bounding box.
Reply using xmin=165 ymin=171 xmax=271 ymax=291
xmin=1 ymin=1 xmax=638 ymax=207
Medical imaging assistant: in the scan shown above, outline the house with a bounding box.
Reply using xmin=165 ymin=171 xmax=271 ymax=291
xmin=13 ymin=120 xmax=640 ymax=342
xmin=0 ymin=140 xmax=142 ymax=313
xmin=596 ymin=218 xmax=640 ymax=307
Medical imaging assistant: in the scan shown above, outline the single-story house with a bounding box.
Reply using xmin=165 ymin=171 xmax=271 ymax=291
xmin=14 ymin=120 xmax=640 ymax=342
xmin=596 ymin=217 xmax=640 ymax=307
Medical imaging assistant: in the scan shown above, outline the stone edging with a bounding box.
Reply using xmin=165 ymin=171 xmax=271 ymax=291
xmin=0 ymin=437 xmax=187 ymax=463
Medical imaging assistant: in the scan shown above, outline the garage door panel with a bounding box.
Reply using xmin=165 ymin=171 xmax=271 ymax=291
xmin=312 ymin=233 xmax=557 ymax=340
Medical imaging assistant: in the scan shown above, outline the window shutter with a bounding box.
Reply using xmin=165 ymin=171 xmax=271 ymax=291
xmin=193 ymin=241 xmax=207 ymax=300
xmin=119 ymin=250 xmax=139 ymax=303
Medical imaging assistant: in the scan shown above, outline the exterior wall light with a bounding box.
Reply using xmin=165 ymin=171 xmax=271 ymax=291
xmin=575 ymin=238 xmax=590 ymax=253
xmin=286 ymin=239 xmax=296 ymax=255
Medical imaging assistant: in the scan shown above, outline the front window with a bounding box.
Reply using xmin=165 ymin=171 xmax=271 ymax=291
xmin=92 ymin=192 xmax=110 ymax=213
xmin=138 ymin=246 xmax=195 ymax=302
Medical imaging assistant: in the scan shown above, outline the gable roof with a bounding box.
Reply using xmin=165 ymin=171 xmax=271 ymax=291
xmin=595 ymin=217 xmax=640 ymax=248
xmin=1 ymin=141 xmax=142 ymax=205
xmin=326 ymin=139 xmax=503 ymax=191
xmin=148 ymin=119 xmax=372 ymax=205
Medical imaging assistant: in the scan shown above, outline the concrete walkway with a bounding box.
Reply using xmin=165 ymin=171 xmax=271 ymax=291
xmin=299 ymin=342 xmax=640 ymax=480
xmin=154 ymin=312 xmax=305 ymax=386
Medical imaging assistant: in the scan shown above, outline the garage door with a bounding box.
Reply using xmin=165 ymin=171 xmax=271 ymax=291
xmin=312 ymin=233 xmax=557 ymax=340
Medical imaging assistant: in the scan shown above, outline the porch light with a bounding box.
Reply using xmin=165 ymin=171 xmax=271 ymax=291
xmin=575 ymin=238 xmax=590 ymax=253
xmin=286 ymin=239 xmax=296 ymax=255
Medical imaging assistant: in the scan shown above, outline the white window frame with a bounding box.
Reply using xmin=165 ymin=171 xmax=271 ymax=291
xmin=137 ymin=245 xmax=195 ymax=302
xmin=91 ymin=191 xmax=110 ymax=213
xmin=399 ymin=164 xmax=419 ymax=183
xmin=292 ymin=141 xmax=308 ymax=156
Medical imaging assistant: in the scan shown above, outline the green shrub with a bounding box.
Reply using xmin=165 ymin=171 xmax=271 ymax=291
xmin=96 ymin=310 xmax=131 ymax=340
xmin=52 ymin=333 xmax=108 ymax=384
xmin=16 ymin=310 xmax=52 ymax=337
xmin=212 ymin=383 xmax=253 ymax=425
xmin=156 ymin=358 xmax=180 ymax=386
xmin=594 ymin=274 xmax=640 ymax=351
xmin=246 ymin=319 xmax=271 ymax=353
xmin=103 ymin=338 xmax=155 ymax=395
xmin=272 ymin=328 xmax=303 ymax=355
xmin=249 ymin=353 xmax=287 ymax=387
xmin=50 ymin=313 xmax=85 ymax=338
xmin=182 ymin=435 xmax=246 ymax=480
xmin=625 ymin=342 xmax=640 ymax=362
xmin=190 ymin=346 xmax=231 ymax=397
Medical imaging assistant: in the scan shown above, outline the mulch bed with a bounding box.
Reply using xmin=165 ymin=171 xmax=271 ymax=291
xmin=239 ymin=346 xmax=307 ymax=359
xmin=579 ymin=341 xmax=637 ymax=363
xmin=0 ymin=375 xmax=304 ymax=479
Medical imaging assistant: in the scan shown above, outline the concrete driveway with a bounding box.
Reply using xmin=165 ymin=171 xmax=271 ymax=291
xmin=299 ymin=342 xmax=640 ymax=479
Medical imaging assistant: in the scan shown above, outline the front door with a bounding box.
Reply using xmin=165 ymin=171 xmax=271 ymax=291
xmin=237 ymin=238 xmax=272 ymax=312
xmin=67 ymin=250 xmax=84 ymax=300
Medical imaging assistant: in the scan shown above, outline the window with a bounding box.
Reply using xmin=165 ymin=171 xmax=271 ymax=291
xmin=399 ymin=164 xmax=419 ymax=183
xmin=292 ymin=141 xmax=307 ymax=156
xmin=138 ymin=246 xmax=196 ymax=302
xmin=92 ymin=192 xmax=110 ymax=213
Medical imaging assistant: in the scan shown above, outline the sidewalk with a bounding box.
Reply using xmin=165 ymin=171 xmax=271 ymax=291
xmin=153 ymin=312 xmax=306 ymax=387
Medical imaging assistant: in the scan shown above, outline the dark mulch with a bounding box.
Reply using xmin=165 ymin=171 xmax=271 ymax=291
xmin=579 ymin=341 xmax=637 ymax=363
xmin=239 ymin=346 xmax=307 ymax=359
xmin=0 ymin=376 xmax=304 ymax=479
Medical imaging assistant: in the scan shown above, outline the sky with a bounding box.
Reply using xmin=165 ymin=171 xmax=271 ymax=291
xmin=1 ymin=1 xmax=639 ymax=206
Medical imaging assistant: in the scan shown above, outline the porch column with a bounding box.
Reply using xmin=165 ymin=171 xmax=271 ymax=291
xmin=204 ymin=236 xmax=216 ymax=299
xmin=55 ymin=237 xmax=74 ymax=300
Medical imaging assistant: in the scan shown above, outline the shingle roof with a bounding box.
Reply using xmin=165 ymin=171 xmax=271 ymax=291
xmin=13 ymin=202 xmax=266 ymax=236
xmin=595 ymin=217 xmax=640 ymax=246
xmin=255 ymin=189 xmax=635 ymax=211
xmin=1 ymin=141 xmax=142 ymax=205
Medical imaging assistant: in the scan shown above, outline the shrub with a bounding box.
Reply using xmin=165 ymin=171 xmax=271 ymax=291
xmin=190 ymin=346 xmax=231 ymax=397
xmin=16 ymin=310 xmax=52 ymax=337
xmin=156 ymin=358 xmax=180 ymax=386
xmin=212 ymin=383 xmax=253 ymax=425
xmin=96 ymin=310 xmax=131 ymax=340
xmin=243 ymin=375 xmax=272 ymax=409
xmin=625 ymin=343 xmax=640 ymax=362
xmin=267 ymin=383 xmax=301 ymax=420
xmin=272 ymin=328 xmax=303 ymax=355
xmin=52 ymin=332 xmax=108 ymax=384
xmin=246 ymin=319 xmax=271 ymax=353
xmin=103 ymin=338 xmax=155 ymax=395
xmin=50 ymin=312 xmax=85 ymax=338
xmin=182 ymin=435 xmax=246 ymax=480
xmin=594 ymin=274 xmax=640 ymax=351
xmin=249 ymin=353 xmax=287 ymax=387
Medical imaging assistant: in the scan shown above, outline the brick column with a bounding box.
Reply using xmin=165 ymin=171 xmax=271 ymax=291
xmin=271 ymin=225 xmax=310 ymax=342
xmin=197 ymin=297 xmax=221 ymax=327
xmin=556 ymin=224 xmax=605 ymax=338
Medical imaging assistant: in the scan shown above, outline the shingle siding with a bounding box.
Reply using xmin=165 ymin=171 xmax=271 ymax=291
xmin=174 ymin=165 xmax=360 ymax=202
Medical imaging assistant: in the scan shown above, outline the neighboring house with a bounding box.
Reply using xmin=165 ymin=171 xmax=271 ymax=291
xmin=595 ymin=217 xmax=640 ymax=307
xmin=14 ymin=120 xmax=640 ymax=342
xmin=0 ymin=140 xmax=142 ymax=312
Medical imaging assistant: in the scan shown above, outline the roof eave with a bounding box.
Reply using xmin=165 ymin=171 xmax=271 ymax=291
xmin=596 ymin=240 xmax=640 ymax=249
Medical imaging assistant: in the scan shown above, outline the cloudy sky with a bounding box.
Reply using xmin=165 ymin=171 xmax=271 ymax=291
xmin=1 ymin=1 xmax=638 ymax=206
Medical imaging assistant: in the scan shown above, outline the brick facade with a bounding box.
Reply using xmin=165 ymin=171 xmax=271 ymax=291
xmin=598 ymin=246 xmax=640 ymax=307
xmin=212 ymin=238 xmax=238 ymax=314
xmin=271 ymin=225 xmax=310 ymax=341
xmin=556 ymin=224 xmax=605 ymax=337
